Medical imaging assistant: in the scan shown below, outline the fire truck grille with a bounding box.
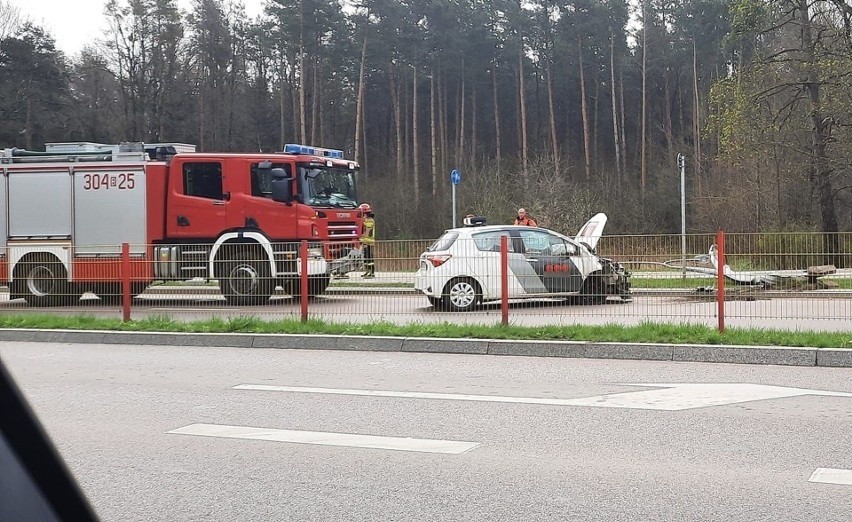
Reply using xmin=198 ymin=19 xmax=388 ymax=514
xmin=327 ymin=221 xmax=359 ymax=238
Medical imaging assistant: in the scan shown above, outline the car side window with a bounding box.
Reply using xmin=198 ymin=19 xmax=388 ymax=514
xmin=519 ymin=230 xmax=561 ymax=255
xmin=472 ymin=231 xmax=514 ymax=252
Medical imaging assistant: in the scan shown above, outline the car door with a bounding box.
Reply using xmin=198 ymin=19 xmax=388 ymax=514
xmin=517 ymin=229 xmax=583 ymax=294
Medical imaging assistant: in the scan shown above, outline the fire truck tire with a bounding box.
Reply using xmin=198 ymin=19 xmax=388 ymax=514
xmin=18 ymin=256 xmax=79 ymax=307
xmin=216 ymin=248 xmax=273 ymax=306
xmin=442 ymin=277 xmax=482 ymax=312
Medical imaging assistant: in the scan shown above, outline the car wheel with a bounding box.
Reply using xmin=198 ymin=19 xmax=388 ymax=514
xmin=442 ymin=278 xmax=481 ymax=312
xmin=581 ymin=273 xmax=607 ymax=305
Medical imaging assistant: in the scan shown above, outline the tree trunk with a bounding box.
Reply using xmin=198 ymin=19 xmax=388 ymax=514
xmin=663 ymin=70 xmax=675 ymax=166
xmin=692 ymin=38 xmax=702 ymax=196
xmin=458 ymin=59 xmax=466 ymax=168
xmin=619 ymin=68 xmax=627 ymax=180
xmin=389 ymin=66 xmax=403 ymax=177
xmin=311 ymin=57 xmax=319 ymax=144
xmin=299 ymin=47 xmax=308 ymax=143
xmin=518 ymin=47 xmax=529 ymax=183
xmin=413 ymin=64 xmax=420 ymax=208
xmin=640 ymin=0 xmax=648 ymax=198
xmin=545 ymin=54 xmax=559 ymax=171
xmin=593 ymin=75 xmax=600 ymax=173
xmin=492 ymin=62 xmax=502 ymax=168
xmin=441 ymin=73 xmax=449 ymax=184
xmin=798 ymin=0 xmax=839 ymax=263
xmin=578 ymin=36 xmax=591 ymax=180
xmin=610 ymin=30 xmax=622 ymax=181
xmin=354 ymin=33 xmax=367 ymax=163
xmin=470 ymin=79 xmax=477 ymax=172
xmin=431 ymin=69 xmax=437 ymax=197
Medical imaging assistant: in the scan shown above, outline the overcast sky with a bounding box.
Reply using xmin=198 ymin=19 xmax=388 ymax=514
xmin=10 ymin=0 xmax=265 ymax=56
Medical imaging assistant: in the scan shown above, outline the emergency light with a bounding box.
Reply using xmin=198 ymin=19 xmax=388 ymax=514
xmin=283 ymin=143 xmax=344 ymax=159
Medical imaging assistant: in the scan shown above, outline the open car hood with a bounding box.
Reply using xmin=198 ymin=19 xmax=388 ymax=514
xmin=575 ymin=213 xmax=607 ymax=251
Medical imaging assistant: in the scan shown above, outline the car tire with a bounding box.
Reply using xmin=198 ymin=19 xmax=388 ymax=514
xmin=442 ymin=278 xmax=481 ymax=312
xmin=581 ymin=273 xmax=607 ymax=305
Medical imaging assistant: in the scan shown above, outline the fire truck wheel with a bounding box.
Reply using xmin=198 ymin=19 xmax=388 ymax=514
xmin=442 ymin=277 xmax=482 ymax=312
xmin=217 ymin=249 xmax=273 ymax=306
xmin=20 ymin=257 xmax=78 ymax=307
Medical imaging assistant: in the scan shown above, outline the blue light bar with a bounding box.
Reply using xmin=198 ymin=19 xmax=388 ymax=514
xmin=283 ymin=143 xmax=344 ymax=159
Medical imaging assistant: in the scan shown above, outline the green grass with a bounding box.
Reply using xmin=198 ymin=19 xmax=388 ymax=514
xmin=0 ymin=314 xmax=849 ymax=348
xmin=630 ymin=277 xmax=716 ymax=289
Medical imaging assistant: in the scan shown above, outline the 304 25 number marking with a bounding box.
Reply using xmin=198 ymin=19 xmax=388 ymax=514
xmin=82 ymin=173 xmax=136 ymax=190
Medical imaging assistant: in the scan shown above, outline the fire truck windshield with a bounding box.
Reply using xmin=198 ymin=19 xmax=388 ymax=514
xmin=300 ymin=166 xmax=358 ymax=209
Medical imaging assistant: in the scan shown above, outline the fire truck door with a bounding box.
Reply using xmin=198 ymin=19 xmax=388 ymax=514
xmin=168 ymin=160 xmax=229 ymax=239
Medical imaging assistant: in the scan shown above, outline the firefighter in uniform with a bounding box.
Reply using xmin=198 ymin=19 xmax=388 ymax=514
xmin=359 ymin=203 xmax=376 ymax=278
xmin=513 ymin=208 xmax=538 ymax=227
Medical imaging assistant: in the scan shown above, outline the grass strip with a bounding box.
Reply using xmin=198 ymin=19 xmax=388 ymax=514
xmin=0 ymin=314 xmax=849 ymax=348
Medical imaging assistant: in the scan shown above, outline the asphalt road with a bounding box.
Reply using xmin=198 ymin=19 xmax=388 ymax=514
xmin=1 ymin=290 xmax=851 ymax=332
xmin=2 ymin=341 xmax=851 ymax=521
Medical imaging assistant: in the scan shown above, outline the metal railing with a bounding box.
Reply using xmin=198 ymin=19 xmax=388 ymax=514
xmin=0 ymin=232 xmax=849 ymax=333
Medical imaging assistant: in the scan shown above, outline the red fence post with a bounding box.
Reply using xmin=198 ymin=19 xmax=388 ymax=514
xmin=121 ymin=242 xmax=131 ymax=322
xmin=300 ymin=240 xmax=309 ymax=323
xmin=716 ymin=230 xmax=725 ymax=333
xmin=500 ymin=235 xmax=509 ymax=326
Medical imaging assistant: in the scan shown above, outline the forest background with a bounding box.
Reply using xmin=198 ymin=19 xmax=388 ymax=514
xmin=1 ymin=0 xmax=850 ymax=242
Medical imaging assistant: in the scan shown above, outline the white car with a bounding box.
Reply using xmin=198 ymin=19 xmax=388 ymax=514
xmin=414 ymin=213 xmax=631 ymax=311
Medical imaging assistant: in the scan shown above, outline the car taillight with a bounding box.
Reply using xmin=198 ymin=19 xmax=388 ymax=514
xmin=426 ymin=254 xmax=452 ymax=267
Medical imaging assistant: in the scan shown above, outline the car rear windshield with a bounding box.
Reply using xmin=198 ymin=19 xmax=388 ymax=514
xmin=427 ymin=231 xmax=459 ymax=252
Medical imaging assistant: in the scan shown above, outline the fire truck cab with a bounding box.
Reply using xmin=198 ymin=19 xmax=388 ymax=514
xmin=0 ymin=142 xmax=363 ymax=306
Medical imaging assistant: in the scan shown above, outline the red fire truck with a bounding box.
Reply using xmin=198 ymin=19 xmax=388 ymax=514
xmin=0 ymin=142 xmax=363 ymax=306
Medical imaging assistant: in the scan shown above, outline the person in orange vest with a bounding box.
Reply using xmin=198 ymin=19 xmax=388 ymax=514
xmin=513 ymin=208 xmax=538 ymax=227
xmin=359 ymin=203 xmax=376 ymax=278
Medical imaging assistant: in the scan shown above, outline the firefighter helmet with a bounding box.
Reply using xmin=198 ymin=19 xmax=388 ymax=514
xmin=359 ymin=203 xmax=373 ymax=214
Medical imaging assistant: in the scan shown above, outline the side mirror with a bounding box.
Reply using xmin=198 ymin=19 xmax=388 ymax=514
xmin=270 ymin=168 xmax=293 ymax=203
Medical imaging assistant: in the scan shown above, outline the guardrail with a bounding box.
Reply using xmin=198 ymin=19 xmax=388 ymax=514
xmin=0 ymin=231 xmax=849 ymax=333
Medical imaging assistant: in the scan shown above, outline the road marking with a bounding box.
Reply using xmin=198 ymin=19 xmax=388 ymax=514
xmin=234 ymin=383 xmax=852 ymax=411
xmin=168 ymin=423 xmax=479 ymax=454
xmin=808 ymin=468 xmax=852 ymax=486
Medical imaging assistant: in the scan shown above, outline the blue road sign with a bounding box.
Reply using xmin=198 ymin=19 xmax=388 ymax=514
xmin=450 ymin=169 xmax=461 ymax=185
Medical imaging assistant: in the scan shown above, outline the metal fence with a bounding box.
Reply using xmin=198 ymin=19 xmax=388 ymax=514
xmin=1 ymin=232 xmax=850 ymax=332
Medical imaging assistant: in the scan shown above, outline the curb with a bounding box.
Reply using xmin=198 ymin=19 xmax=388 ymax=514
xmin=0 ymin=328 xmax=848 ymax=368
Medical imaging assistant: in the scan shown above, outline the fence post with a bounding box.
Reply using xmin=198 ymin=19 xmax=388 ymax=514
xmin=300 ymin=240 xmax=309 ymax=323
xmin=716 ymin=230 xmax=725 ymax=333
xmin=121 ymin=242 xmax=131 ymax=322
xmin=500 ymin=235 xmax=509 ymax=326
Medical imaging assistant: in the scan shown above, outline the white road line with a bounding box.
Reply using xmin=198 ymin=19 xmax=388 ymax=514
xmin=233 ymin=383 xmax=852 ymax=411
xmin=808 ymin=468 xmax=852 ymax=486
xmin=168 ymin=423 xmax=480 ymax=455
